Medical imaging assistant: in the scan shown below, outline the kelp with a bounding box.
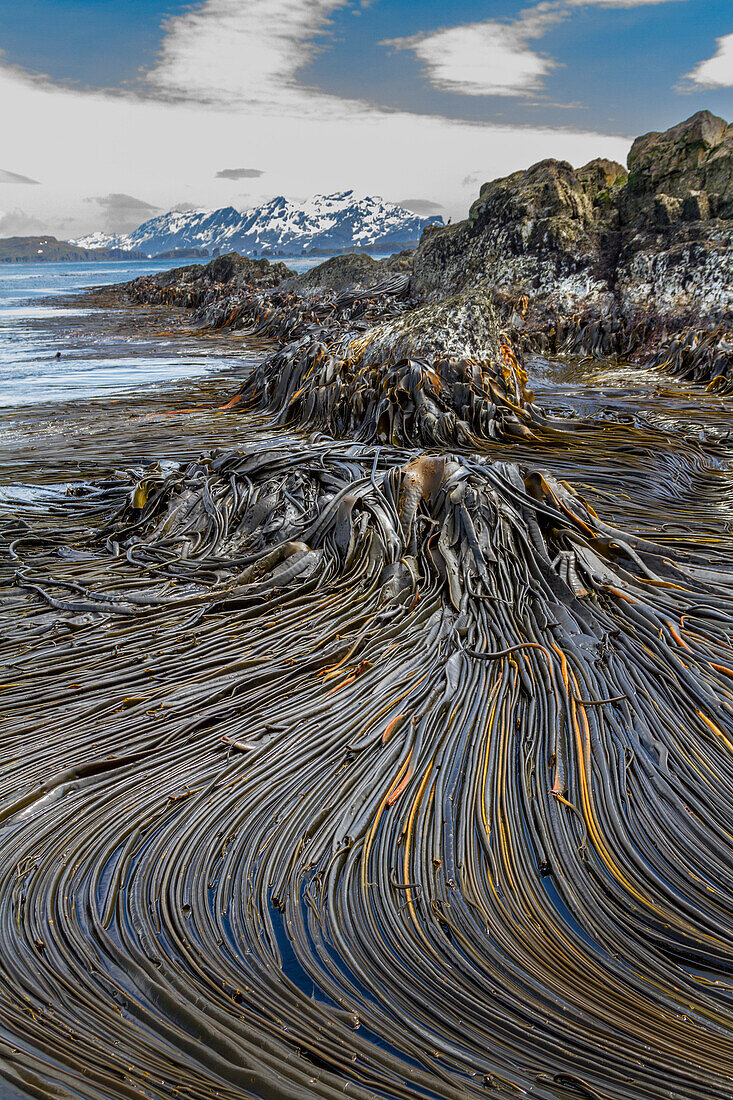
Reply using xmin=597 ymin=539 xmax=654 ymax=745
xmin=496 ymin=295 xmax=733 ymax=394
xmin=5 ymin=262 xmax=733 ymax=1099
xmin=129 ymin=266 xmax=412 ymax=344
xmin=127 ymin=254 xmax=295 ymax=312
xmin=237 ymin=287 xmax=538 ymax=447
xmin=5 ymin=430 xmax=733 ymax=1099
xmin=651 ymin=326 xmax=733 ymax=394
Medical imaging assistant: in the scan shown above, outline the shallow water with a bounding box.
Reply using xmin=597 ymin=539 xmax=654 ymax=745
xmin=0 ymin=255 xmax=347 ymax=407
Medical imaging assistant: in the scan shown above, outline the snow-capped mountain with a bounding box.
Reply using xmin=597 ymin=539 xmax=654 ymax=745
xmin=74 ymin=192 xmax=443 ymax=257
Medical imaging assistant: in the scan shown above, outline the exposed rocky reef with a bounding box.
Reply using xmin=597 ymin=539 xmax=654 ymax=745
xmin=239 ymin=285 xmax=536 ymax=445
xmin=128 ymin=252 xmax=296 ymax=309
xmin=279 ymin=250 xmax=414 ymax=295
xmin=127 ymin=249 xmax=538 ymax=447
xmin=411 ymin=111 xmax=733 ymax=386
xmin=10 ymin=114 xmax=733 ymax=1100
xmin=123 ymin=112 xmax=732 ymax=398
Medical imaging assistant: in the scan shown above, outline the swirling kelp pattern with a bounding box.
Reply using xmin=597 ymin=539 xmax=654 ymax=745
xmin=5 ymin=425 xmax=733 ymax=1099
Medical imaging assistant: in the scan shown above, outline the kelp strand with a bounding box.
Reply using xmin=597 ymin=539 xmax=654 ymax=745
xmin=4 ymin=427 xmax=733 ymax=1098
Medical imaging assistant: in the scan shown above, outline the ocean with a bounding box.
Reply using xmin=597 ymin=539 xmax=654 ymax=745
xmin=0 ymin=255 xmax=329 ymax=407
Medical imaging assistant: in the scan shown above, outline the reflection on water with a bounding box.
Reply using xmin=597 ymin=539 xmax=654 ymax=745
xmin=527 ymin=353 xmax=733 ymax=438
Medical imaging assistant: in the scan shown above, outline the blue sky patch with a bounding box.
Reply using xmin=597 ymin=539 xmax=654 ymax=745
xmin=0 ymin=1 xmax=730 ymax=133
xmin=0 ymin=0 xmax=194 ymax=87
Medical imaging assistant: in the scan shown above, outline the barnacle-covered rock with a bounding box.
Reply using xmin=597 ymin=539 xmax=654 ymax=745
xmin=241 ymin=285 xmax=535 ymax=445
xmin=411 ymin=111 xmax=733 ymax=375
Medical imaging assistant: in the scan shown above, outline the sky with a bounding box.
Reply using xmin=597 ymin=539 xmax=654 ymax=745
xmin=0 ymin=0 xmax=731 ymax=239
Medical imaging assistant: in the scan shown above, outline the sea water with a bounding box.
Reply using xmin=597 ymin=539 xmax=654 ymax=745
xmin=0 ymin=255 xmax=336 ymax=407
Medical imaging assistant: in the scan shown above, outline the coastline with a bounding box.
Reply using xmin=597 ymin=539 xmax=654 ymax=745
xmin=3 ymin=110 xmax=733 ymax=1100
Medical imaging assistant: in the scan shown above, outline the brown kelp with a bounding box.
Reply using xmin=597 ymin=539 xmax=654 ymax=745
xmin=237 ymin=286 xmax=539 ymax=446
xmin=5 ymin=424 xmax=733 ymax=1098
xmin=194 ymin=274 xmax=412 ymax=343
xmin=127 ymin=253 xmax=296 ymax=311
xmin=651 ymin=326 xmax=733 ymax=394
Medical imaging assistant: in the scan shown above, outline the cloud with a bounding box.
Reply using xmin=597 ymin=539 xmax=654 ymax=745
xmin=86 ymin=193 xmax=160 ymax=233
xmin=384 ymin=0 xmax=691 ymax=99
xmin=397 ymin=198 xmax=444 ymax=215
xmin=684 ymin=33 xmax=733 ymax=88
xmin=216 ymin=167 xmax=264 ymax=179
xmin=385 ymin=21 xmax=554 ymax=98
xmin=0 ymin=168 xmax=40 ymax=185
xmin=146 ymin=0 xmax=353 ymax=111
xmin=0 ymin=208 xmax=50 ymax=235
xmin=0 ymin=0 xmax=632 ymax=234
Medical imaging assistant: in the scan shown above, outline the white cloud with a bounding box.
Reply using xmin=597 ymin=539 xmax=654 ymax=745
xmin=685 ymin=32 xmax=733 ymax=88
xmin=398 ymin=198 xmax=444 ymax=215
xmin=147 ymin=0 xmax=352 ymax=111
xmin=0 ymin=0 xmax=634 ymax=235
xmin=385 ymin=0 xmax=692 ymax=100
xmin=385 ymin=22 xmax=554 ymax=98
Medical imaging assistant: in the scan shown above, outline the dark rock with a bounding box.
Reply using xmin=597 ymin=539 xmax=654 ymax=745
xmin=280 ymin=250 xmax=414 ymax=295
xmin=575 ymin=158 xmax=628 ymax=202
xmin=126 ymin=252 xmax=296 ymax=308
xmin=625 ymin=110 xmax=730 ymax=204
xmin=411 ymin=158 xmax=613 ymax=308
xmin=155 ymin=248 xmax=209 ymax=260
xmin=653 ymin=193 xmax=683 ymax=229
xmin=411 ymin=110 xmax=733 ymax=346
xmin=682 ymin=191 xmax=711 ymax=222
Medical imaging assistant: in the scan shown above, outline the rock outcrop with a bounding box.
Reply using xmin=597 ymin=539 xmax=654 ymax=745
xmin=240 ymin=285 xmax=536 ymax=446
xmin=411 ymin=111 xmax=733 ymax=377
xmin=617 ymin=112 xmax=733 ymax=326
xmin=410 ymin=157 xmax=627 ymax=308
xmin=280 ymin=251 xmax=414 ymax=295
xmin=119 ymin=112 xmax=733 ymax=393
xmin=127 ymin=253 xmax=295 ymax=309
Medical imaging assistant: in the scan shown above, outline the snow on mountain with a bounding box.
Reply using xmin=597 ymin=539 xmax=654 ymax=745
xmin=74 ymin=192 xmax=443 ymax=257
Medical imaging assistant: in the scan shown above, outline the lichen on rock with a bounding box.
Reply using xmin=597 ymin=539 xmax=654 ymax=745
xmin=410 ymin=110 xmax=733 ymax=383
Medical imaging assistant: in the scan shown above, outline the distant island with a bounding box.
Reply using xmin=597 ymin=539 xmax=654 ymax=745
xmin=0 ymin=236 xmax=148 ymax=263
xmin=154 ymin=247 xmax=210 ymax=260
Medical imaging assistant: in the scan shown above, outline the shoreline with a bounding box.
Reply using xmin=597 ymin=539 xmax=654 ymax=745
xmin=3 ymin=109 xmax=733 ymax=1100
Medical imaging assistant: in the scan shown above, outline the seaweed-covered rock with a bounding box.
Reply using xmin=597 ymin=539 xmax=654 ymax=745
xmin=240 ymin=285 xmax=535 ymax=446
xmin=127 ymin=252 xmax=295 ymax=309
xmin=281 ymin=251 xmax=414 ymax=295
xmin=193 ymin=276 xmax=411 ymax=341
xmin=411 ymin=111 xmax=733 ymax=371
xmin=342 ymin=283 xmax=501 ymax=366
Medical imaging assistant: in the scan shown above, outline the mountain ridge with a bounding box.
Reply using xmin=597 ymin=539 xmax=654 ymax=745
xmin=75 ymin=191 xmax=443 ymax=257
